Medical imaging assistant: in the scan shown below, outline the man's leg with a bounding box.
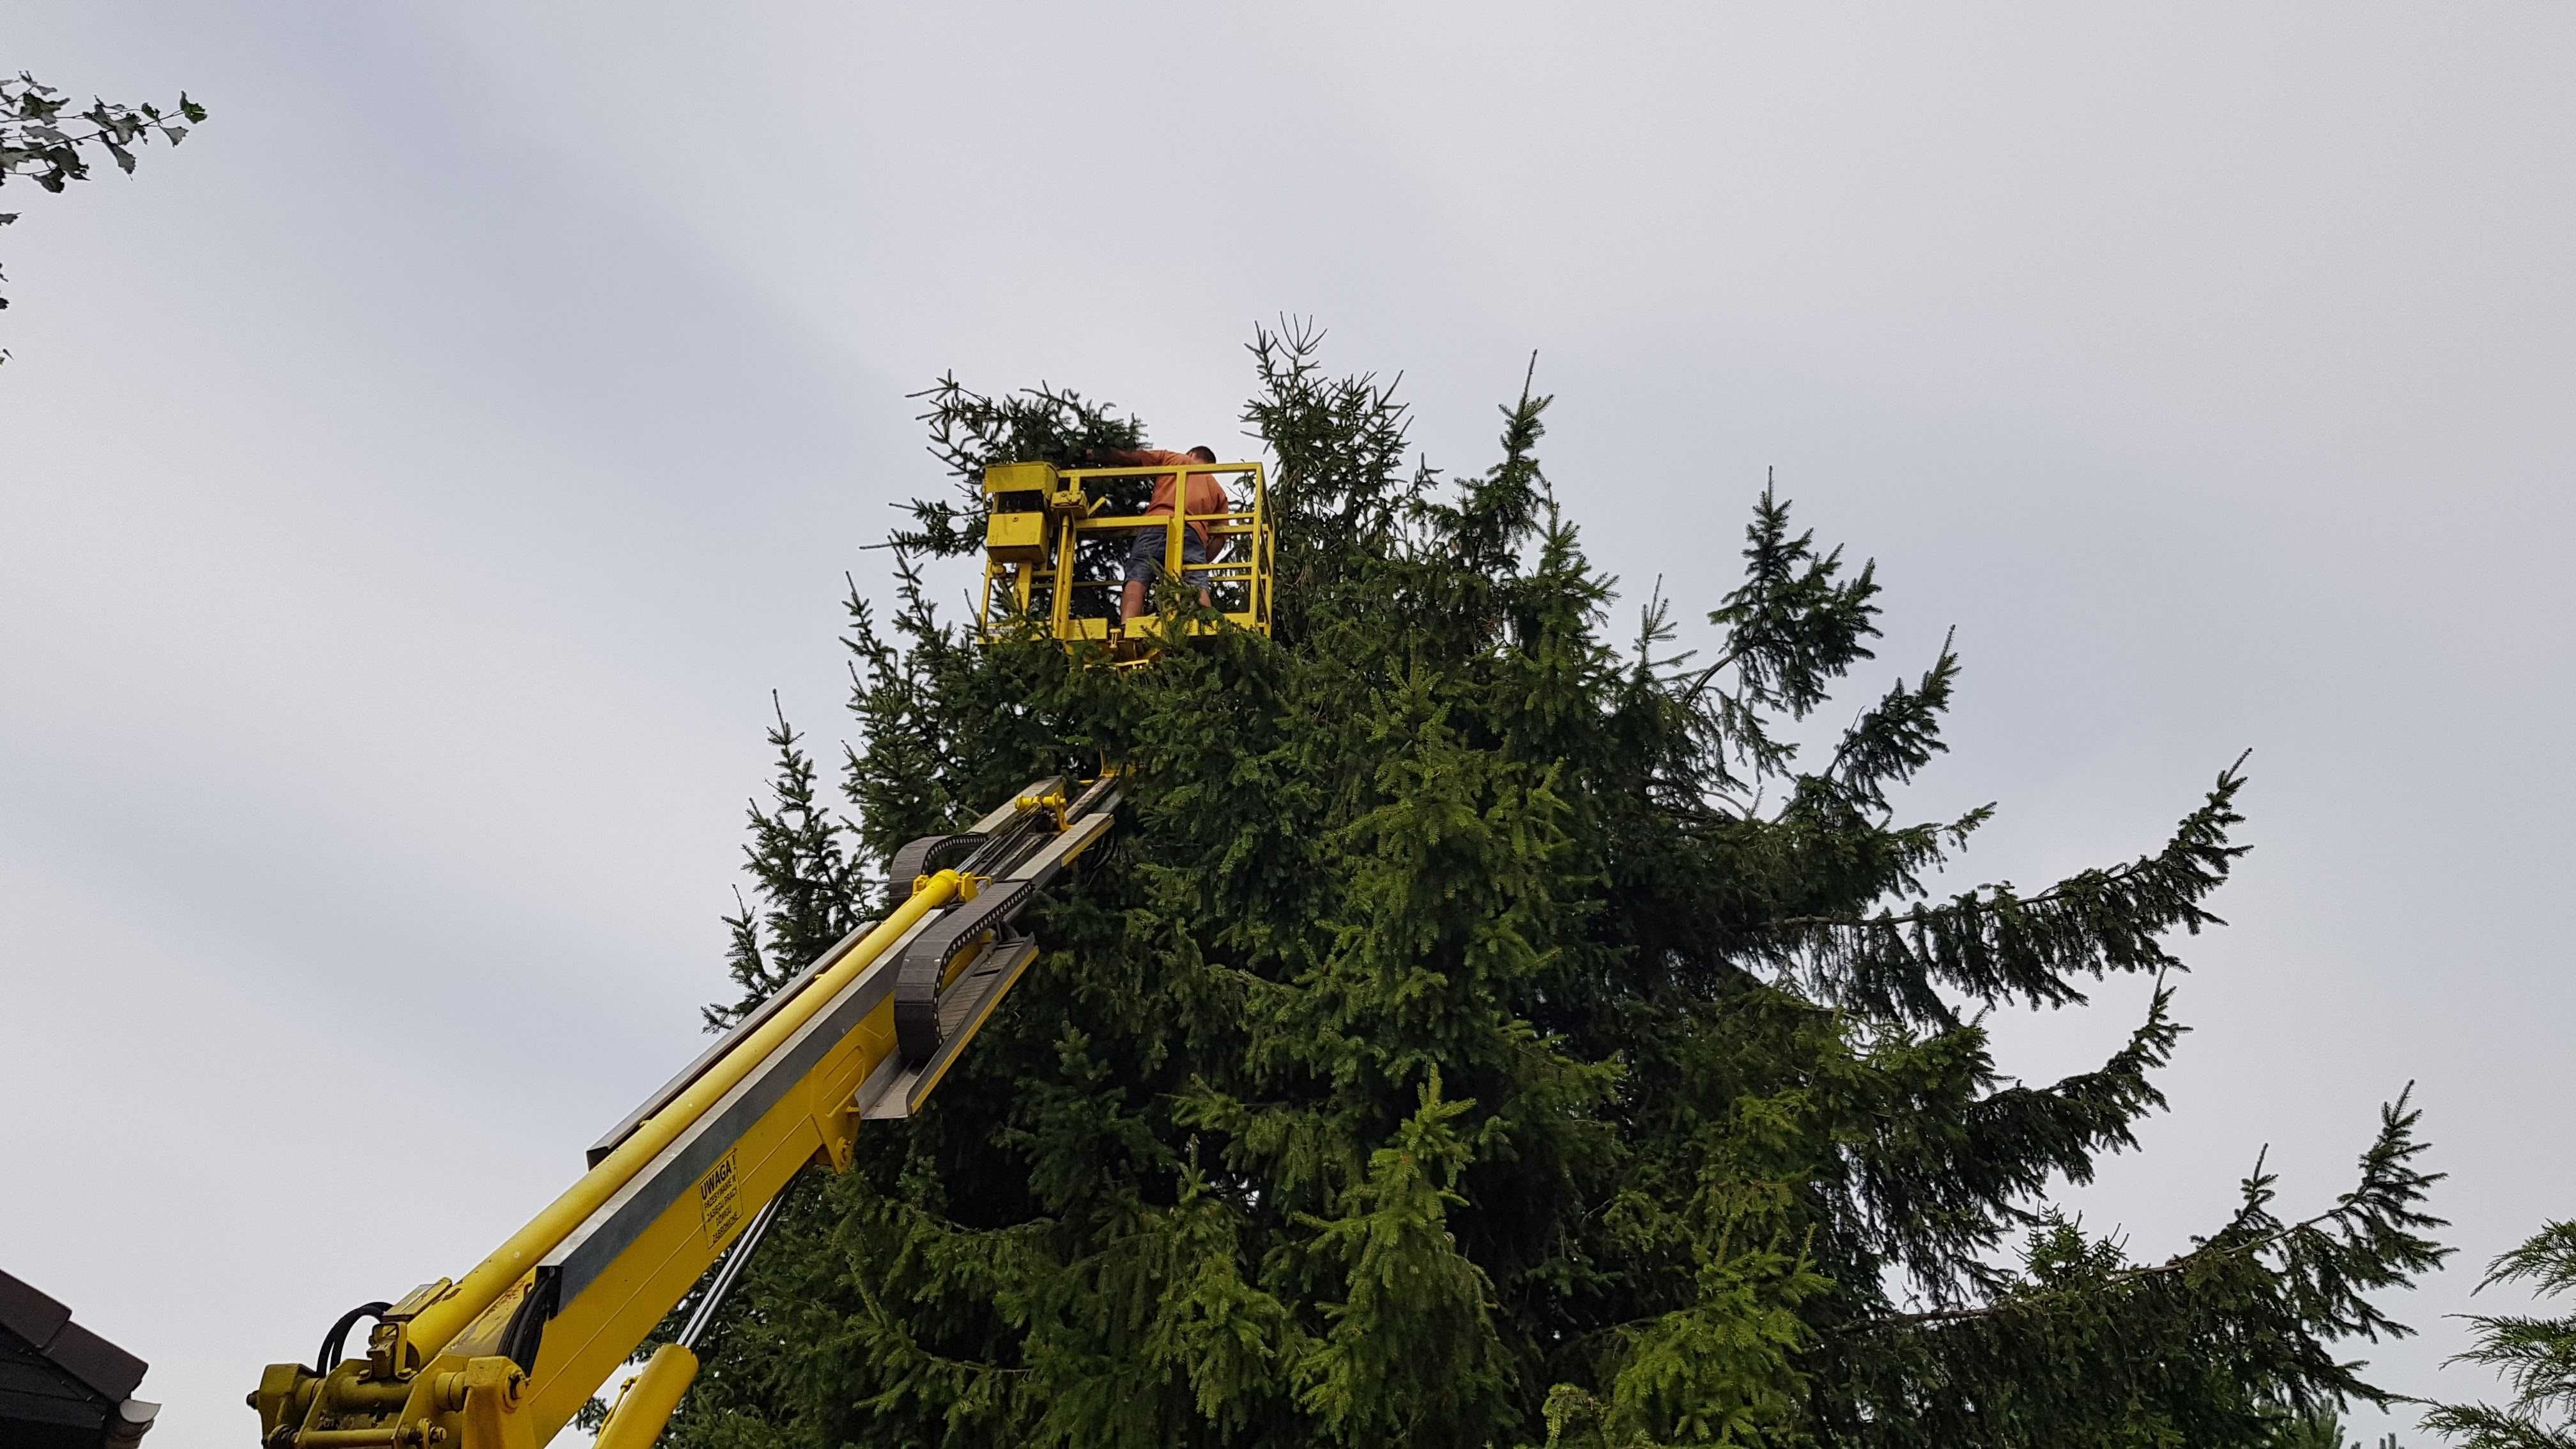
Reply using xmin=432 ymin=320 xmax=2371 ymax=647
xmin=1123 ymin=528 xmax=1211 ymax=623
xmin=1122 ymin=528 xmax=1158 ymax=622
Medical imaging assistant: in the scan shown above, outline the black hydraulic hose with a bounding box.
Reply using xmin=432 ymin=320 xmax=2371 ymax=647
xmin=679 ymin=1195 xmax=786 ymax=1350
xmin=316 ymin=1300 xmax=393 ymax=1375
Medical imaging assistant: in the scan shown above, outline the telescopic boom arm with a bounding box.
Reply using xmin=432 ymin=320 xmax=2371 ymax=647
xmin=250 ymin=774 xmax=1119 ymax=1449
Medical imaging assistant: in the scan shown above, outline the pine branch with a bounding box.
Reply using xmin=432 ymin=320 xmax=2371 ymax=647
xmin=1855 ymin=1087 xmax=2445 ymax=1353
xmin=1837 ymin=981 xmax=2185 ymax=1305
xmin=1754 ymin=755 xmax=2252 ymax=1022
xmin=1803 ymin=630 xmax=1961 ymax=815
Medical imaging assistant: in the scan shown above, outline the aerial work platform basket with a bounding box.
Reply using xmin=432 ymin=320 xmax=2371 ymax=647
xmin=977 ymin=459 xmax=1274 ymax=656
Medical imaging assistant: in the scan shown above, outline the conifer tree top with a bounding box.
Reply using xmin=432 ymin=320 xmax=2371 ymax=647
xmin=675 ymin=324 xmax=2448 ymax=1449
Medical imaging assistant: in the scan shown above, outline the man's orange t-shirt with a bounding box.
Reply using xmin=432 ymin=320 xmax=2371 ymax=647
xmin=1130 ymin=449 xmax=1232 ymax=549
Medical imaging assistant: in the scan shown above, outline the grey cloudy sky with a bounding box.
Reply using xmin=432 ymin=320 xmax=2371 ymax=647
xmin=4 ymin=6 xmax=2570 ymax=1443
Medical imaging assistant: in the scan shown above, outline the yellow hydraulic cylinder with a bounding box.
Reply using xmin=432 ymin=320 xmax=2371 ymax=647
xmin=592 ymin=1344 xmax=698 ymax=1449
xmin=399 ymin=873 xmax=964 ymax=1361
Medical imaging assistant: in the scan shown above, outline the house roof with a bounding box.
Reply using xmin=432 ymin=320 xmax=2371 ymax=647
xmin=0 ymin=1268 xmax=151 ymax=1448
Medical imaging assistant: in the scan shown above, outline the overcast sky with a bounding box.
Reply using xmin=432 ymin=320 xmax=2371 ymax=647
xmin=5 ymin=6 xmax=2570 ymax=1444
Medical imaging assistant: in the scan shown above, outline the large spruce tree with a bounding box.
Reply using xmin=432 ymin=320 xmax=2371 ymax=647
xmin=666 ymin=326 xmax=2446 ymax=1448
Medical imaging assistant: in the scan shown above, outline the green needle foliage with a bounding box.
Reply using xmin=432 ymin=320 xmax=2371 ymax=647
xmin=2424 ymin=1220 xmax=2576 ymax=1448
xmin=669 ymin=324 xmax=2448 ymax=1448
xmin=2273 ymin=1409 xmax=2407 ymax=1449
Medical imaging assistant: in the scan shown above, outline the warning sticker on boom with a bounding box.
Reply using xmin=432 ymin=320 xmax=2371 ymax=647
xmin=697 ymin=1149 xmax=744 ymax=1249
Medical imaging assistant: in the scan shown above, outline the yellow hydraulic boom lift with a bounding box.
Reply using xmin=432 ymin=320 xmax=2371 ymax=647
xmin=249 ymin=461 xmax=1272 ymax=1449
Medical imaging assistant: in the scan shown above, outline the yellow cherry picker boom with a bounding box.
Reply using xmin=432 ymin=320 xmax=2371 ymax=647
xmin=249 ymin=459 xmax=1269 ymax=1449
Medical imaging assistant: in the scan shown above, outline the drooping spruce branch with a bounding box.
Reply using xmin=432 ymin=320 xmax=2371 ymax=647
xmin=1860 ymin=1088 xmax=2443 ymax=1335
xmin=1752 ymin=755 xmax=2252 ymax=1025
xmin=1833 ymin=981 xmax=2187 ymax=1304
xmin=1818 ymin=1089 xmax=2448 ymax=1446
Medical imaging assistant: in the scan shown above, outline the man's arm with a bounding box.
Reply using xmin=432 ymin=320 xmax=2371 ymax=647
xmin=1090 ymin=447 xmax=1181 ymax=467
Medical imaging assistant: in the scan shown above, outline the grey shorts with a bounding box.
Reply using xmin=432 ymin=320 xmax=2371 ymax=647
xmin=1124 ymin=526 xmax=1208 ymax=583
